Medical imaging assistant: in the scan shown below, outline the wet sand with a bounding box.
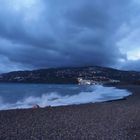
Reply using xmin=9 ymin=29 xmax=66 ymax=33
xmin=0 ymin=85 xmax=140 ymax=140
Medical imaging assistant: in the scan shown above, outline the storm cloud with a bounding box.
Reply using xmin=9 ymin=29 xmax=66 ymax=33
xmin=0 ymin=0 xmax=140 ymax=72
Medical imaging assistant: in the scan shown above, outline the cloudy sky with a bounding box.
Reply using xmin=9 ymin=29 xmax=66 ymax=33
xmin=0 ymin=0 xmax=140 ymax=73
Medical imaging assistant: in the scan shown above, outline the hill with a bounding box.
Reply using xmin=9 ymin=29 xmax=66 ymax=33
xmin=0 ymin=66 xmax=140 ymax=85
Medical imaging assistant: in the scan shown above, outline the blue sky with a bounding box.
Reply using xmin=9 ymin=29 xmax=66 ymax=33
xmin=0 ymin=0 xmax=140 ymax=72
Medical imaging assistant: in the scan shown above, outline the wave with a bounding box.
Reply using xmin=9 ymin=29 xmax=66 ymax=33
xmin=0 ymin=85 xmax=132 ymax=110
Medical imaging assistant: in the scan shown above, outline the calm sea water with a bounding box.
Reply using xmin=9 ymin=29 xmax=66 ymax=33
xmin=0 ymin=83 xmax=131 ymax=110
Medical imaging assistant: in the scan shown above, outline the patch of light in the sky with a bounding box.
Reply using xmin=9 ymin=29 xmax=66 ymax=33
xmin=133 ymin=0 xmax=140 ymax=4
xmin=127 ymin=51 xmax=140 ymax=60
xmin=117 ymin=24 xmax=140 ymax=61
xmin=119 ymin=44 xmax=140 ymax=61
xmin=8 ymin=0 xmax=44 ymax=23
xmin=11 ymin=0 xmax=36 ymax=10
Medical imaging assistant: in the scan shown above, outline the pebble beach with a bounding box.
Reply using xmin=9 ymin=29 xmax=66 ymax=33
xmin=0 ymin=85 xmax=140 ymax=140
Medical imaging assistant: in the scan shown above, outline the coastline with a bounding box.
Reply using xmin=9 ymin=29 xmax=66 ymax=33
xmin=0 ymin=85 xmax=140 ymax=139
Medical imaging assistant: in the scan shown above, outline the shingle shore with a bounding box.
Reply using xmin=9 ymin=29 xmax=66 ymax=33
xmin=0 ymin=85 xmax=139 ymax=140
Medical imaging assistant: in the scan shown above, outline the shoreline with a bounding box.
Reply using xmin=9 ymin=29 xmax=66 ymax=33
xmin=0 ymin=85 xmax=140 ymax=139
xmin=0 ymin=84 xmax=132 ymax=111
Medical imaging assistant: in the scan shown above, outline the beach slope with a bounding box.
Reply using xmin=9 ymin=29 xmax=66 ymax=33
xmin=0 ymin=85 xmax=140 ymax=140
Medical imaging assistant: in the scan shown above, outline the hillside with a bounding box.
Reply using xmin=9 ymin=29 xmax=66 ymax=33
xmin=0 ymin=66 xmax=140 ymax=85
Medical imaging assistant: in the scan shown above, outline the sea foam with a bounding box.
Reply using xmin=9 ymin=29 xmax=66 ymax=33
xmin=0 ymin=85 xmax=132 ymax=110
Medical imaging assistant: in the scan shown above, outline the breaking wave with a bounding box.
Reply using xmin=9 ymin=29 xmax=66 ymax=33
xmin=0 ymin=85 xmax=132 ymax=110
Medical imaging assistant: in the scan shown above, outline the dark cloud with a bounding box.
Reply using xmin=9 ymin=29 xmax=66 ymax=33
xmin=0 ymin=0 xmax=139 ymax=72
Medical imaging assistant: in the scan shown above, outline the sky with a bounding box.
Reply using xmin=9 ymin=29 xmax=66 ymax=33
xmin=0 ymin=0 xmax=140 ymax=73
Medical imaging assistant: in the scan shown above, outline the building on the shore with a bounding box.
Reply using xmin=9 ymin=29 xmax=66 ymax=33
xmin=77 ymin=77 xmax=120 ymax=85
xmin=77 ymin=78 xmax=99 ymax=85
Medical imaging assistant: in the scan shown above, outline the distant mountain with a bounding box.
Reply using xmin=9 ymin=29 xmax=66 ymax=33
xmin=0 ymin=66 xmax=140 ymax=85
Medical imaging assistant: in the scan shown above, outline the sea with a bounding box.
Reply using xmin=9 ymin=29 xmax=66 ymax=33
xmin=0 ymin=83 xmax=132 ymax=110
